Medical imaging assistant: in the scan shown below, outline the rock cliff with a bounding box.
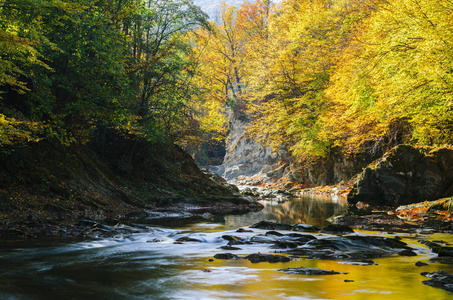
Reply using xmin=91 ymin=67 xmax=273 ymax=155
xmin=221 ymin=113 xmax=286 ymax=181
xmin=348 ymin=145 xmax=453 ymax=206
xmin=219 ymin=112 xmax=373 ymax=187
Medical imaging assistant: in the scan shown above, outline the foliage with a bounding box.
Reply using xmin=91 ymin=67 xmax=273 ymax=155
xmin=2 ymin=0 xmax=453 ymax=163
xmin=0 ymin=0 xmax=209 ymax=146
xmin=192 ymin=0 xmax=453 ymax=160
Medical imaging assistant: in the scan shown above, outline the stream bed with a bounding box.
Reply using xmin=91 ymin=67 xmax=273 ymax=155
xmin=1 ymin=194 xmax=453 ymax=299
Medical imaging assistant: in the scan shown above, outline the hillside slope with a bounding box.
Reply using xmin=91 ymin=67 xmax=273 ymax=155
xmin=0 ymin=129 xmax=257 ymax=229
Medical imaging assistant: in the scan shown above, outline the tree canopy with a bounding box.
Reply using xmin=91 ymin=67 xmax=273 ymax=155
xmin=190 ymin=0 xmax=453 ymax=160
xmin=0 ymin=0 xmax=208 ymax=146
xmin=2 ymin=0 xmax=452 ymax=163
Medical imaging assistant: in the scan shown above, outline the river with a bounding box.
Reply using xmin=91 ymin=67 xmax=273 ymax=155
xmin=1 ymin=194 xmax=452 ymax=299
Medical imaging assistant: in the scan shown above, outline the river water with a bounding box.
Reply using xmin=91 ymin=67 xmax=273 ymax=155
xmin=1 ymin=194 xmax=452 ymax=299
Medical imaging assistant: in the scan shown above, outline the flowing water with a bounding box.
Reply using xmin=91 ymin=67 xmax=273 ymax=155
xmin=1 ymin=194 xmax=453 ymax=299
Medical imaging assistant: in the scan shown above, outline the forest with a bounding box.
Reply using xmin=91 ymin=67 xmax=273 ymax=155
xmin=192 ymin=0 xmax=453 ymax=162
xmin=1 ymin=0 xmax=452 ymax=164
xmin=0 ymin=0 xmax=209 ymax=149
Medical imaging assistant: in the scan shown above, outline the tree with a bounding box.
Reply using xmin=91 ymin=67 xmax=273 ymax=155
xmin=325 ymin=0 xmax=453 ymax=153
xmin=127 ymin=0 xmax=209 ymax=142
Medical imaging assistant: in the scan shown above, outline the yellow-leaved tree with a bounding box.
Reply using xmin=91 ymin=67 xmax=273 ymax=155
xmin=325 ymin=0 xmax=453 ymax=153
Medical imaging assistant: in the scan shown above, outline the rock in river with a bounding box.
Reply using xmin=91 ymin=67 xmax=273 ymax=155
xmin=214 ymin=253 xmax=239 ymax=260
xmin=245 ymin=253 xmax=291 ymax=263
xmin=320 ymin=224 xmax=355 ymax=235
xmin=251 ymin=221 xmax=293 ymax=231
xmin=292 ymin=223 xmax=321 ymax=232
xmin=278 ymin=267 xmax=348 ymax=275
xmin=421 ymin=270 xmax=453 ymax=293
xmin=285 ymin=235 xmax=414 ymax=260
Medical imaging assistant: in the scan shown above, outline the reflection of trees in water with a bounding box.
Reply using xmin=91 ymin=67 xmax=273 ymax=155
xmin=226 ymin=194 xmax=347 ymax=228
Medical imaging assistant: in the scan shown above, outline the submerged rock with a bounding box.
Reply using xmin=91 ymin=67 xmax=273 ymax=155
xmin=176 ymin=236 xmax=204 ymax=243
xmin=415 ymin=261 xmax=429 ymax=267
xmin=245 ymin=253 xmax=291 ymax=263
xmin=220 ymin=245 xmax=242 ymax=251
xmin=278 ymin=267 xmax=348 ymax=275
xmin=236 ymin=228 xmax=254 ymax=233
xmin=421 ymin=270 xmax=453 ymax=293
xmin=339 ymin=260 xmax=377 ymax=266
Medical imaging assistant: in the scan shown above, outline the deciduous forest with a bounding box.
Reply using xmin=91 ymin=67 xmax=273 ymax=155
xmin=1 ymin=0 xmax=452 ymax=162
xmin=192 ymin=0 xmax=453 ymax=161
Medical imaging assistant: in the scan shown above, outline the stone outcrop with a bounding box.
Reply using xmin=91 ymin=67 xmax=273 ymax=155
xmin=348 ymin=145 xmax=453 ymax=207
xmin=222 ymin=113 xmax=286 ymax=180
xmin=219 ymin=110 xmax=376 ymax=186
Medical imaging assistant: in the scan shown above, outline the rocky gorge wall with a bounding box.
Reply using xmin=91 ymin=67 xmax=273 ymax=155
xmin=348 ymin=145 xmax=453 ymax=207
xmin=215 ymin=112 xmax=373 ymax=187
xmin=219 ymin=113 xmax=287 ymax=181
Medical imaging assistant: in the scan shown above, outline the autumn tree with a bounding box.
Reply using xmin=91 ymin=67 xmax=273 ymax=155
xmin=325 ymin=0 xmax=453 ymax=153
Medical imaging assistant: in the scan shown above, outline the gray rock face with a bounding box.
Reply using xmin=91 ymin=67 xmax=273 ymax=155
xmin=222 ymin=114 xmax=286 ymax=180
xmin=348 ymin=145 xmax=453 ymax=206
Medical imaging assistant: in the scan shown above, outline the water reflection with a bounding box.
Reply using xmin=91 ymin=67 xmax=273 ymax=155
xmin=225 ymin=193 xmax=347 ymax=229
xmin=2 ymin=194 xmax=453 ymax=300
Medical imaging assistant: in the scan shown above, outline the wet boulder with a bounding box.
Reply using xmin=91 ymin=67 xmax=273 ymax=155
xmin=278 ymin=233 xmax=317 ymax=244
xmin=428 ymin=257 xmax=453 ymax=265
xmin=271 ymin=241 xmax=300 ymax=249
xmin=251 ymin=221 xmax=293 ymax=231
xmin=222 ymin=235 xmax=247 ymax=245
xmin=321 ymin=224 xmax=354 ymax=235
xmin=265 ymin=231 xmax=285 ymax=236
xmin=251 ymin=231 xmax=317 ymax=248
xmin=288 ymin=235 xmax=414 ymax=260
xmin=214 ymin=253 xmax=239 ymax=260
xmin=420 ymin=240 xmax=453 ymax=256
xmin=245 ymin=253 xmax=291 ymax=263
xmin=421 ymin=270 xmax=453 ymax=293
xmin=278 ymin=267 xmax=349 ymax=275
xmin=292 ymin=223 xmax=321 ymax=232
xmin=251 ymin=235 xmax=277 ymax=243
xmin=398 ymin=249 xmax=417 ymax=256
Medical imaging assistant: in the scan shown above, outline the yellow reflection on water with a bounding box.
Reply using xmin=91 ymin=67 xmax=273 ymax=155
xmin=183 ymin=231 xmax=453 ymax=300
